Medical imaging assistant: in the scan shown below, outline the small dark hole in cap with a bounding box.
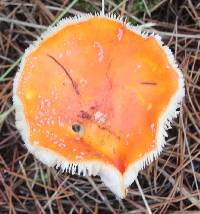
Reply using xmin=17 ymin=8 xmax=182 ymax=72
xmin=72 ymin=123 xmax=82 ymax=133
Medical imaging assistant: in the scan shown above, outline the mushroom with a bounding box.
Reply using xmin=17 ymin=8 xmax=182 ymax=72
xmin=13 ymin=14 xmax=185 ymax=198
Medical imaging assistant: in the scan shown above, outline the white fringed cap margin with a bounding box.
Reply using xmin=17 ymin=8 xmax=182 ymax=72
xmin=13 ymin=13 xmax=185 ymax=198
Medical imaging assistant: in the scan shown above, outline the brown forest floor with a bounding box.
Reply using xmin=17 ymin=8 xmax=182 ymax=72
xmin=0 ymin=0 xmax=200 ymax=213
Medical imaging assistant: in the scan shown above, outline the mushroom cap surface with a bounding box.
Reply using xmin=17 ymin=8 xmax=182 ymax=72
xmin=13 ymin=14 xmax=184 ymax=198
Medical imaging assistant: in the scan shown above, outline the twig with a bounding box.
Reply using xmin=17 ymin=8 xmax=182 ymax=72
xmin=135 ymin=178 xmax=152 ymax=214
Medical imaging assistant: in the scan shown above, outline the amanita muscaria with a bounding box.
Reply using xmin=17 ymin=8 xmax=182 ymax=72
xmin=13 ymin=14 xmax=184 ymax=198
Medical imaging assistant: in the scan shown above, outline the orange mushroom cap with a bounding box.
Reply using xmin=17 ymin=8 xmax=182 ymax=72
xmin=13 ymin=14 xmax=184 ymax=198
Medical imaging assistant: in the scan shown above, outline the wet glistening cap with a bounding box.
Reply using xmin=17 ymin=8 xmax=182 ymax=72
xmin=13 ymin=14 xmax=185 ymax=198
